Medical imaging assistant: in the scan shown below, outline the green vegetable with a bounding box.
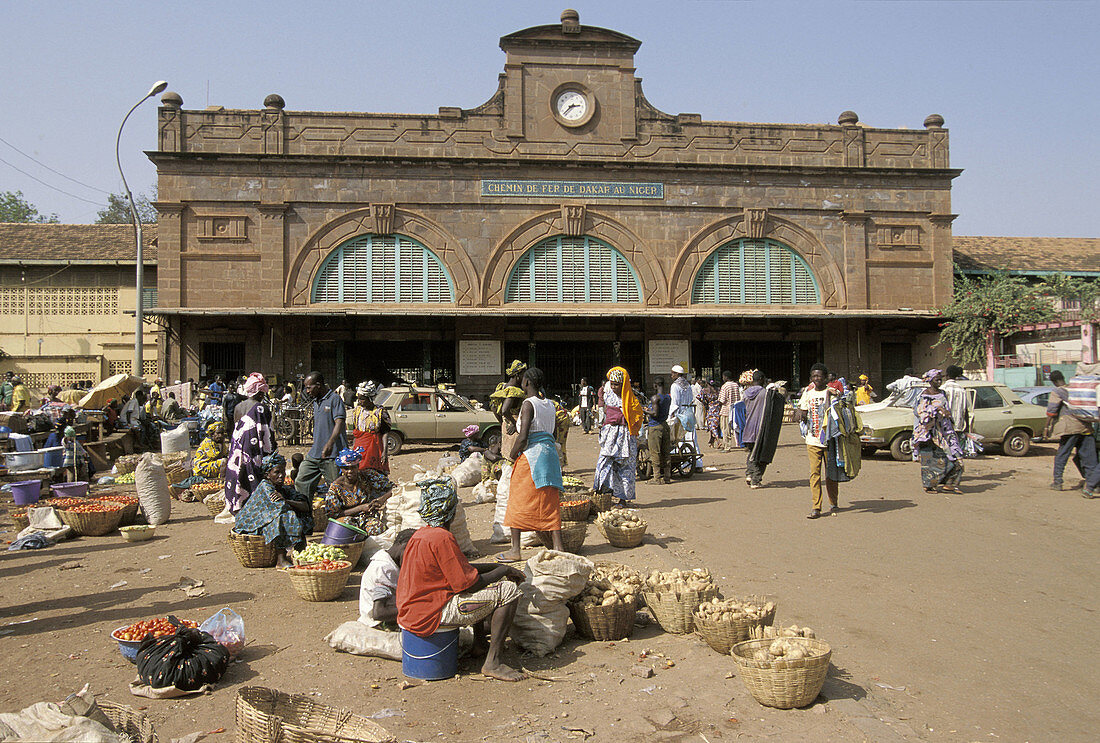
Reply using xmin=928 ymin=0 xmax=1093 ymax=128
xmin=292 ymin=544 xmax=348 ymax=565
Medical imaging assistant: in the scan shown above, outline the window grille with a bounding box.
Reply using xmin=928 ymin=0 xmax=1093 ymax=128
xmin=504 ymin=236 xmax=641 ymax=303
xmin=142 ymin=287 xmax=158 ymax=310
xmin=143 ymin=360 xmax=158 ymax=377
xmin=109 ymin=360 xmax=131 ymax=377
xmin=691 ymin=239 xmax=820 ymax=305
xmin=0 ymin=287 xmax=119 ymax=315
xmin=311 ymin=234 xmax=454 ymax=304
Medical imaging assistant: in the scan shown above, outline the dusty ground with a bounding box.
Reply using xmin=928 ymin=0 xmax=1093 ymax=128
xmin=1 ymin=427 xmax=1097 ymax=743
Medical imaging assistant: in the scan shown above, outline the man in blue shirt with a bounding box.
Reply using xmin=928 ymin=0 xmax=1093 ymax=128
xmin=207 ymin=376 xmax=226 ymax=406
xmin=295 ymin=371 xmax=348 ymax=497
xmin=646 ymin=377 xmax=672 ymax=484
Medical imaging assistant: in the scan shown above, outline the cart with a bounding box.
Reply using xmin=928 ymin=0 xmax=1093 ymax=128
xmin=274 ymin=403 xmax=313 ymax=445
xmin=635 ymin=429 xmax=697 ymax=480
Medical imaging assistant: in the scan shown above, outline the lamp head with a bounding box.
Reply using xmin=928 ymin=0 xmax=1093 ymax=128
xmin=147 ymin=81 xmax=168 ymax=98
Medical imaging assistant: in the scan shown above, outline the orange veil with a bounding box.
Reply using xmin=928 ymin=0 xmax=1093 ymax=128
xmin=606 ymin=366 xmax=644 ymax=436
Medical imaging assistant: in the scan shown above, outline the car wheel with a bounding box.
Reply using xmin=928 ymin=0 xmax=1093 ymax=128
xmin=1002 ymin=428 xmax=1031 ymax=457
xmin=483 ymin=428 xmax=502 ymax=450
xmin=889 ymin=433 xmax=912 ymax=461
xmin=384 ymin=431 xmax=404 ymax=456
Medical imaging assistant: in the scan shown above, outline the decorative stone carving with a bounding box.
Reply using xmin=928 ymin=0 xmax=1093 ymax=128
xmin=875 ymin=224 xmax=922 ymax=250
xmin=195 ymin=215 xmax=248 ymax=242
xmin=745 ymin=208 xmax=768 ymax=239
xmin=561 ymin=204 xmax=587 ymax=236
xmin=843 ymin=127 xmax=865 ymax=167
xmin=372 ymin=203 xmax=395 ymax=235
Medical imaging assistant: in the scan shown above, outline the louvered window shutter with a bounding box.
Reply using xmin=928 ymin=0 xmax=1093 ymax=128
xmin=311 ymin=234 xmax=454 ymax=303
xmin=504 ymin=235 xmax=642 ymax=303
xmin=691 ymin=239 xmax=820 ymax=305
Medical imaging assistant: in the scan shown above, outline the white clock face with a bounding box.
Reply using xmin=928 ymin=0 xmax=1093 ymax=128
xmin=556 ymin=91 xmax=588 ymax=121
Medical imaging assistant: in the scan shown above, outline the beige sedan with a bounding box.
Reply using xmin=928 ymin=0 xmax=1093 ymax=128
xmin=373 ymin=386 xmax=501 ymax=455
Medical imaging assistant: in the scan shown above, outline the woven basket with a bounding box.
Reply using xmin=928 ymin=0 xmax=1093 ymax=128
xmin=286 ymin=560 xmax=353 ymax=601
xmin=205 ymin=493 xmax=227 ymax=518
xmin=312 ymin=503 xmax=330 ymax=534
xmin=235 ymin=686 xmax=396 ymax=743
xmin=11 ymin=512 xmax=29 ymax=531
xmin=99 ymin=699 xmax=159 ymax=743
xmin=558 ymin=497 xmax=591 ymax=522
xmin=641 ymin=584 xmax=718 ymax=634
xmin=540 ymin=520 xmax=586 ymax=553
xmin=731 ymin=637 xmax=832 ymax=709
xmin=587 ymin=490 xmax=612 ymax=513
xmin=58 ymin=502 xmax=125 ymax=537
xmin=602 ymin=521 xmax=647 ymax=548
xmin=229 ymin=531 xmax=280 ymax=568
xmin=92 ymin=494 xmax=140 ymax=526
xmin=569 ymin=598 xmax=636 ymax=641
xmin=694 ymin=600 xmax=777 ymax=655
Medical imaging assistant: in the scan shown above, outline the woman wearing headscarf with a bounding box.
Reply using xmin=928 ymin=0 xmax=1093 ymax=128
xmin=350 ymin=381 xmax=390 ymax=474
xmin=191 ymin=420 xmax=228 ymax=479
xmin=489 ymin=360 xmax=528 ymax=544
xmin=594 ymin=366 xmax=645 ymax=508
xmin=323 ymin=446 xmax=393 ymax=534
xmin=397 ymin=481 xmax=526 ymax=682
xmin=702 ymin=380 xmax=723 ymax=447
xmin=496 ymin=367 xmax=564 ymax=561
xmin=223 ymin=372 xmax=277 ymax=513
xmin=911 ymin=369 xmax=964 ymax=493
xmin=232 ymin=452 xmax=312 ymax=567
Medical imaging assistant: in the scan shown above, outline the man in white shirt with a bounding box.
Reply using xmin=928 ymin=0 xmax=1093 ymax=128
xmin=668 ymin=365 xmax=695 ymax=445
xmin=799 ymin=363 xmax=839 ymax=519
xmin=886 ymin=367 xmax=922 ymax=402
xmin=717 ymin=370 xmax=742 ymax=451
xmin=577 ymin=377 xmax=595 ymax=434
xmin=359 ymin=529 xmax=415 ymax=627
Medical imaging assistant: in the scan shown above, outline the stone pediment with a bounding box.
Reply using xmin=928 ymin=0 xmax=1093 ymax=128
xmin=500 ymin=10 xmax=641 ymax=53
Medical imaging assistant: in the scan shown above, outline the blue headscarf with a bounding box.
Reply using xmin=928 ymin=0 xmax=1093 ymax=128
xmin=335 ymin=447 xmax=364 ymax=468
xmin=417 ymin=478 xmax=458 ymax=527
xmin=260 ymin=452 xmax=285 ymax=473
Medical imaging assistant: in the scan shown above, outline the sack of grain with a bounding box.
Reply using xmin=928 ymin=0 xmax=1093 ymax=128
xmin=135 ymin=453 xmax=172 ymax=525
xmin=510 ymin=550 xmax=593 ymax=655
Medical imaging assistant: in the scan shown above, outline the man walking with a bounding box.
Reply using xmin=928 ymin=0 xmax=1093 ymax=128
xmin=0 ymin=371 xmax=14 ymax=410
xmin=296 ymin=371 xmax=348 ymax=497
xmin=646 ymin=377 xmax=672 ymax=484
xmin=941 ymin=366 xmax=971 ymax=492
xmin=718 ymin=370 xmax=741 ymax=452
xmin=799 ymin=363 xmax=839 ymax=519
xmin=668 ymin=364 xmax=695 ymax=446
xmin=577 ymin=377 xmax=595 ymax=434
xmin=1044 ymin=370 xmax=1097 ymax=493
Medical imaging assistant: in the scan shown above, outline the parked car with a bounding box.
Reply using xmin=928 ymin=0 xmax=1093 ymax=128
xmin=860 ymin=381 xmax=1047 ymax=461
xmin=1012 ymin=386 xmax=1053 ymax=408
xmin=373 ymin=386 xmax=500 ymax=455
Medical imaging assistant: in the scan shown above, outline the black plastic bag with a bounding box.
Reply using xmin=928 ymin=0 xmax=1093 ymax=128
xmin=136 ymin=615 xmax=230 ymax=691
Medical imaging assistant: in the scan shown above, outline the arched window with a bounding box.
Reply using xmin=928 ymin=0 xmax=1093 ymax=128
xmin=691 ymin=239 xmax=820 ymax=304
xmin=505 ymin=236 xmax=641 ymax=303
xmin=311 ymin=234 xmax=454 ymax=303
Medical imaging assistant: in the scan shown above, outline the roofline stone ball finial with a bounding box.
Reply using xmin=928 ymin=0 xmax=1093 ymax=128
xmin=264 ymin=94 xmax=286 ymax=111
xmin=924 ymin=114 xmax=945 ymax=129
xmin=837 ymin=110 xmax=859 ymax=126
xmin=561 ymin=8 xmax=581 ymax=33
xmin=161 ymin=91 xmax=182 ymax=109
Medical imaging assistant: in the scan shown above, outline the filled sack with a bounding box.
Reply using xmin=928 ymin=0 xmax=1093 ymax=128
xmin=135 ymin=454 xmax=172 ymax=525
xmin=452 ymin=452 xmax=483 ymax=488
xmin=135 ymin=616 xmax=230 ymax=694
xmin=385 ymin=475 xmax=476 ymax=556
xmin=510 ymin=550 xmax=593 ymax=655
xmin=472 ymin=480 xmax=497 ymax=504
xmin=325 ymin=621 xmax=403 ymax=661
xmin=159 ymin=425 xmax=190 ymax=455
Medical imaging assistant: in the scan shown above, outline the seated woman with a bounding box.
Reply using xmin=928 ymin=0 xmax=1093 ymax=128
xmin=323 ymin=447 xmax=394 ymax=535
xmin=192 ymin=420 xmax=228 ymax=480
xmin=458 ymin=424 xmax=486 ymax=462
xmin=481 ymin=439 xmax=503 ymax=484
xmin=232 ymin=453 xmax=312 ymax=567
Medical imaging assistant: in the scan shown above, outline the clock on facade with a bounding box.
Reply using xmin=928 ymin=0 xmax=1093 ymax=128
xmin=551 ymin=85 xmax=595 ymax=127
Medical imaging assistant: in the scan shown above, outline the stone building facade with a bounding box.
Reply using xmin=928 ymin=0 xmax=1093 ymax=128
xmin=151 ymin=11 xmax=958 ymax=395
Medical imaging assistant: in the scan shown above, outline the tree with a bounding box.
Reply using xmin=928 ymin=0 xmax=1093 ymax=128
xmin=96 ymin=187 xmax=158 ymax=224
xmin=1040 ymin=273 xmax=1100 ymax=315
xmin=934 ymin=274 xmax=1056 ymax=366
xmin=0 ymin=190 xmax=59 ymax=223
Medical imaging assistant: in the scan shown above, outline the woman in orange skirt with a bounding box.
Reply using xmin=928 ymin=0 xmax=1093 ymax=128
xmin=497 ymin=367 xmax=564 ymax=561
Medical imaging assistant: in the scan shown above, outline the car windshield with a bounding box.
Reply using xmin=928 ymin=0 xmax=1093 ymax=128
xmin=887 ymin=386 xmax=924 ymax=409
xmin=372 ymin=389 xmax=393 ymax=407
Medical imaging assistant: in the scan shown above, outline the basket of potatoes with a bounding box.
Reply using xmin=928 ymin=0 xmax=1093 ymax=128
xmin=595 ymin=509 xmax=647 ymax=548
xmin=730 ymin=635 xmax=832 ymax=709
xmin=693 ymin=596 xmax=777 ymax=654
xmin=569 ymin=564 xmax=643 ymax=640
xmin=641 ymin=568 xmax=718 ymax=634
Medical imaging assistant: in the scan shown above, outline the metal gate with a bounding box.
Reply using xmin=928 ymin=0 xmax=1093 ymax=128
xmin=201 ymin=342 xmax=244 ymax=382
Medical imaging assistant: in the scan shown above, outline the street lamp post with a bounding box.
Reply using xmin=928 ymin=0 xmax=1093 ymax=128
xmin=116 ymin=80 xmax=168 ymax=378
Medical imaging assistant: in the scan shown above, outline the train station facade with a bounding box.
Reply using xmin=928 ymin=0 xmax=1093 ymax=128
xmin=150 ymin=10 xmax=958 ymax=397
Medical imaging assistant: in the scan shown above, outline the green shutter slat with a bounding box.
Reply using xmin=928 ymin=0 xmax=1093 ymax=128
xmin=691 ymin=238 xmax=820 ymax=306
xmin=312 ymin=233 xmax=453 ymax=304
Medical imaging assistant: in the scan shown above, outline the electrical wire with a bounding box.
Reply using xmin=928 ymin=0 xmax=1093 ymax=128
xmin=0 ymin=153 xmax=102 ymax=206
xmin=0 ymin=135 xmax=110 ymax=195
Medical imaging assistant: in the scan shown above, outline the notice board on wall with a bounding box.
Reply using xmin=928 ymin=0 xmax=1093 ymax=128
xmin=648 ymin=340 xmax=689 ymax=375
xmin=459 ymin=340 xmax=502 ymax=376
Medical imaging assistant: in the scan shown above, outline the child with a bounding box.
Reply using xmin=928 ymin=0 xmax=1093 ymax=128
xmin=481 ymin=439 xmax=503 ymax=484
xmin=359 ymin=529 xmax=416 ymax=628
xmin=288 ymin=452 xmax=305 ymax=484
xmin=61 ymin=426 xmax=88 ymax=482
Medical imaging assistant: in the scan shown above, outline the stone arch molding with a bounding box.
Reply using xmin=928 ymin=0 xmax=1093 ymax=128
xmin=286 ymin=207 xmax=479 ymax=307
xmin=482 ymin=209 xmax=667 ymax=307
xmin=669 ymin=213 xmax=846 ymax=308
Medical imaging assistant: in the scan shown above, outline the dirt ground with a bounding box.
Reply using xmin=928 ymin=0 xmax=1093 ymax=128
xmin=1 ymin=426 xmax=1097 ymax=743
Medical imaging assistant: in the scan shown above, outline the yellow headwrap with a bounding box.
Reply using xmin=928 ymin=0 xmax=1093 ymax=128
xmin=606 ymin=366 xmax=644 ymax=436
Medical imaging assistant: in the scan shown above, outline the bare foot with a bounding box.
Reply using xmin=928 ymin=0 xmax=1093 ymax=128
xmin=481 ymin=661 xmax=525 ymax=681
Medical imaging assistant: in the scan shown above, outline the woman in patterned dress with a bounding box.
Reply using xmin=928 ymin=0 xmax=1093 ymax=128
xmin=323 ymin=447 xmax=394 ymax=535
xmin=232 ymin=452 xmax=312 ymax=567
xmin=702 ymin=380 xmax=723 ymax=447
xmin=911 ymin=369 xmax=964 ymax=493
xmin=350 ymin=381 xmax=390 ymax=474
xmin=191 ymin=420 xmax=228 ymax=479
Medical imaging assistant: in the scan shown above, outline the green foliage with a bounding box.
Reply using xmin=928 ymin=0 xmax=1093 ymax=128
xmin=0 ymin=190 xmax=59 ymax=223
xmin=1040 ymin=273 xmax=1100 ymax=311
xmin=96 ymin=188 xmax=157 ymax=224
xmin=935 ymin=274 xmax=1056 ymax=366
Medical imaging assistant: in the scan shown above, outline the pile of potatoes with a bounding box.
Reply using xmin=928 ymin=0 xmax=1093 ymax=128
xmin=762 ymin=624 xmax=816 ymax=639
xmin=752 ymin=636 xmax=825 ymax=662
xmin=575 ymin=563 xmax=644 ymax=609
xmin=596 ymin=509 xmax=646 ymax=530
xmin=645 ymin=567 xmax=713 ymax=593
xmin=591 ymin=564 xmax=644 ymax=595
xmin=695 ymin=597 xmax=775 ymax=624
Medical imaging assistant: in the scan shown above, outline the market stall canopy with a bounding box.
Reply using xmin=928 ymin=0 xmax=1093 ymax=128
xmin=78 ymin=374 xmax=145 ymax=409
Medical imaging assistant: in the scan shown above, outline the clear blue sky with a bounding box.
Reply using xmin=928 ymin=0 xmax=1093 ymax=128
xmin=2 ymin=1 xmax=1096 ymax=236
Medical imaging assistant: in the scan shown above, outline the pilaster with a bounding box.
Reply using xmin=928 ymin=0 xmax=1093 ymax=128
xmin=840 ymin=211 xmax=871 ymax=309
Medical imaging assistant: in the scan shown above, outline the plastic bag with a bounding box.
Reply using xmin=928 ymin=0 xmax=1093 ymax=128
xmin=199 ymin=607 xmax=245 ymax=657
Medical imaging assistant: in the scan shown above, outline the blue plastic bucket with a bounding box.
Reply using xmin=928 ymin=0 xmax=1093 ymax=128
xmin=11 ymin=480 xmax=41 ymax=506
xmin=401 ymin=628 xmax=459 ymax=680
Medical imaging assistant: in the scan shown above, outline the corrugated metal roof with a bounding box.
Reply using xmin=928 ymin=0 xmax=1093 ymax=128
xmin=953 ymin=235 xmax=1100 ymax=275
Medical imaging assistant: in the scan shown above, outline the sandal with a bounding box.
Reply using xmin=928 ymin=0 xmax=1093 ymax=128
xmin=806 ymin=509 xmax=821 ymax=519
xmin=941 ymin=486 xmax=962 ymax=494
xmin=924 ymin=487 xmax=938 ymax=493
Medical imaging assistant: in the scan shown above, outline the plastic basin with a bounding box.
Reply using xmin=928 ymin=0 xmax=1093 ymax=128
xmin=401 ymin=628 xmax=459 ymax=680
xmin=111 ymin=627 xmax=144 ymax=663
xmin=322 ymin=519 xmax=368 ymax=545
xmin=51 ymin=481 xmax=89 ymax=499
xmin=10 ymin=480 xmax=41 ymax=506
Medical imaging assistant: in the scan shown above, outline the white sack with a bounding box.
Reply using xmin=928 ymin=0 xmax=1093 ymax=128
xmin=472 ymin=480 xmax=496 ymax=504
xmin=384 ymin=475 xmax=476 ymax=556
xmin=135 ymin=453 xmax=172 ymax=525
xmin=325 ymin=621 xmax=403 ymax=661
xmin=510 ymin=549 xmax=593 ymax=656
xmin=452 ymin=452 xmax=483 ymax=487
xmin=159 ymin=425 xmax=190 ymax=455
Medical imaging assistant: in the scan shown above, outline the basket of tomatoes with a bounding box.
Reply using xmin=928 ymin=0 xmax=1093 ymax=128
xmin=10 ymin=509 xmax=30 ymax=532
xmin=112 ymin=617 xmax=198 ymax=663
xmin=91 ymin=493 xmax=140 ymax=525
xmin=58 ymin=500 xmax=126 ymax=536
xmin=285 ymin=559 xmax=353 ymax=602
